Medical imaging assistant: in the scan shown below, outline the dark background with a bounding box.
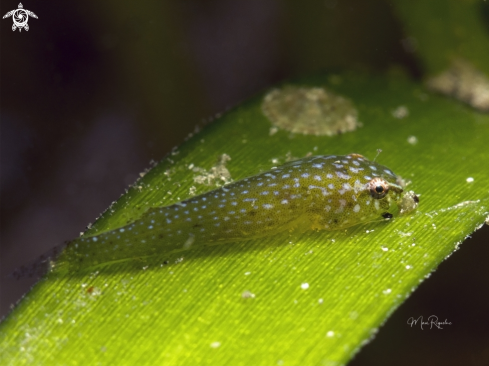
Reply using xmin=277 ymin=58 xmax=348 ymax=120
xmin=1 ymin=1 xmax=488 ymax=365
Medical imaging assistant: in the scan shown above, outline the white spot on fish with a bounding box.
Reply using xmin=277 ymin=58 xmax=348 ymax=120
xmin=335 ymin=200 xmax=346 ymax=213
xmin=336 ymin=171 xmax=350 ymax=180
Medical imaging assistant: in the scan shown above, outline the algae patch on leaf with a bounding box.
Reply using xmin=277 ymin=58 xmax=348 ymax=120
xmin=261 ymin=85 xmax=360 ymax=136
xmin=426 ymin=59 xmax=489 ymax=112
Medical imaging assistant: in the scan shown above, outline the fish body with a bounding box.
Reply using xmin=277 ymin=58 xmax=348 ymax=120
xmin=19 ymin=154 xmax=413 ymax=276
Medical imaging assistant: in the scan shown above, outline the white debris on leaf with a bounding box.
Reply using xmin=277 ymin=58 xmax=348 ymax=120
xmin=407 ymin=136 xmax=418 ymax=145
xmin=392 ymin=105 xmax=409 ymax=119
xmin=242 ymin=290 xmax=256 ymax=299
xmin=193 ymin=154 xmax=233 ymax=187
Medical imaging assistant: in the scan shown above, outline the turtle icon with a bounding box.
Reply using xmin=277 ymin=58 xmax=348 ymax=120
xmin=3 ymin=3 xmax=38 ymax=32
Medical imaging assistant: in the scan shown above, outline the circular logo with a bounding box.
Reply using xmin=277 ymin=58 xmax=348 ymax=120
xmin=12 ymin=9 xmax=28 ymax=29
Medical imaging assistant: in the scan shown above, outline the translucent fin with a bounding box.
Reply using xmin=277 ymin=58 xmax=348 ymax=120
xmin=9 ymin=242 xmax=68 ymax=280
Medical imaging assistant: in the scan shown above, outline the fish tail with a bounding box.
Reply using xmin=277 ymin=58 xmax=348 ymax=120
xmin=8 ymin=241 xmax=69 ymax=280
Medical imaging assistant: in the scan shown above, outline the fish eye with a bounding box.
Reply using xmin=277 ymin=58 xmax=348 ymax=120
xmin=369 ymin=178 xmax=389 ymax=199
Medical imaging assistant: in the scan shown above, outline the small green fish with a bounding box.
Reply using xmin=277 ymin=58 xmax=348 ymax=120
xmin=18 ymin=154 xmax=418 ymax=276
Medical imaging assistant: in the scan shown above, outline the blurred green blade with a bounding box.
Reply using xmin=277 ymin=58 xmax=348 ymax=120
xmin=1 ymin=73 xmax=488 ymax=366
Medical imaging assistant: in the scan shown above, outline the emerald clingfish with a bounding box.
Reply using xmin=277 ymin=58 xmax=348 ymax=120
xmin=17 ymin=153 xmax=418 ymax=276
